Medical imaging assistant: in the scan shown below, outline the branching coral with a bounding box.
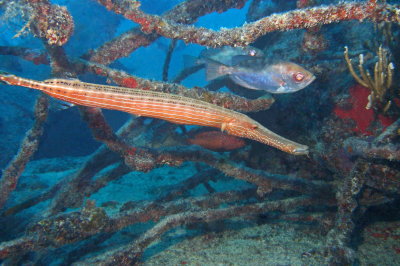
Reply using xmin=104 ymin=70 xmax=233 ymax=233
xmin=0 ymin=46 xmax=49 ymax=65
xmin=0 ymin=0 xmax=33 ymax=31
xmin=344 ymin=119 xmax=400 ymax=161
xmin=0 ymin=95 xmax=48 ymax=209
xmin=87 ymin=0 xmax=247 ymax=65
xmin=344 ymin=46 xmax=395 ymax=112
xmin=325 ymin=117 xmax=400 ymax=264
xmin=98 ymin=0 xmax=400 ymax=47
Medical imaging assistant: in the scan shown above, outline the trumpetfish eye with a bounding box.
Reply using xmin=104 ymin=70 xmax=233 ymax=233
xmin=293 ymin=72 xmax=305 ymax=82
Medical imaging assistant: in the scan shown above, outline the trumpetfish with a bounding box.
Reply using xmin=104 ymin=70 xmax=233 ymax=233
xmin=0 ymin=72 xmax=309 ymax=155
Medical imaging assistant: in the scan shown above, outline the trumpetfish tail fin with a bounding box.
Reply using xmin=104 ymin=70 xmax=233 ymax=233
xmin=0 ymin=71 xmax=14 ymax=85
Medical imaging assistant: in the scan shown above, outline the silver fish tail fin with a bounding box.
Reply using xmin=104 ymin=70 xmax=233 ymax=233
xmin=205 ymin=58 xmax=231 ymax=81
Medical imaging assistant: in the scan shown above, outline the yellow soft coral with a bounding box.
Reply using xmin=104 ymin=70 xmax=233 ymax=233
xmin=344 ymin=46 xmax=394 ymax=112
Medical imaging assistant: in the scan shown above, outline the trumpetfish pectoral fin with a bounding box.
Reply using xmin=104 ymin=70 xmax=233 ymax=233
xmin=221 ymin=122 xmax=227 ymax=132
xmin=51 ymin=98 xmax=75 ymax=110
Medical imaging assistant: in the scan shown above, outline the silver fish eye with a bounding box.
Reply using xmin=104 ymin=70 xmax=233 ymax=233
xmin=293 ymin=72 xmax=305 ymax=82
xmin=248 ymin=49 xmax=257 ymax=56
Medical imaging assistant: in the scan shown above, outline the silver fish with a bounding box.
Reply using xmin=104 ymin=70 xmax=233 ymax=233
xmin=205 ymin=56 xmax=315 ymax=94
xmin=199 ymin=46 xmax=264 ymax=65
xmin=184 ymin=46 xmax=264 ymax=68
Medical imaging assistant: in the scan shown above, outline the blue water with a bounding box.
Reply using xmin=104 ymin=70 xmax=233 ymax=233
xmin=0 ymin=0 xmax=399 ymax=265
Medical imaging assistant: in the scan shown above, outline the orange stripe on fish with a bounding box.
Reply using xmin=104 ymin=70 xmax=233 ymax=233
xmin=0 ymin=72 xmax=309 ymax=155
